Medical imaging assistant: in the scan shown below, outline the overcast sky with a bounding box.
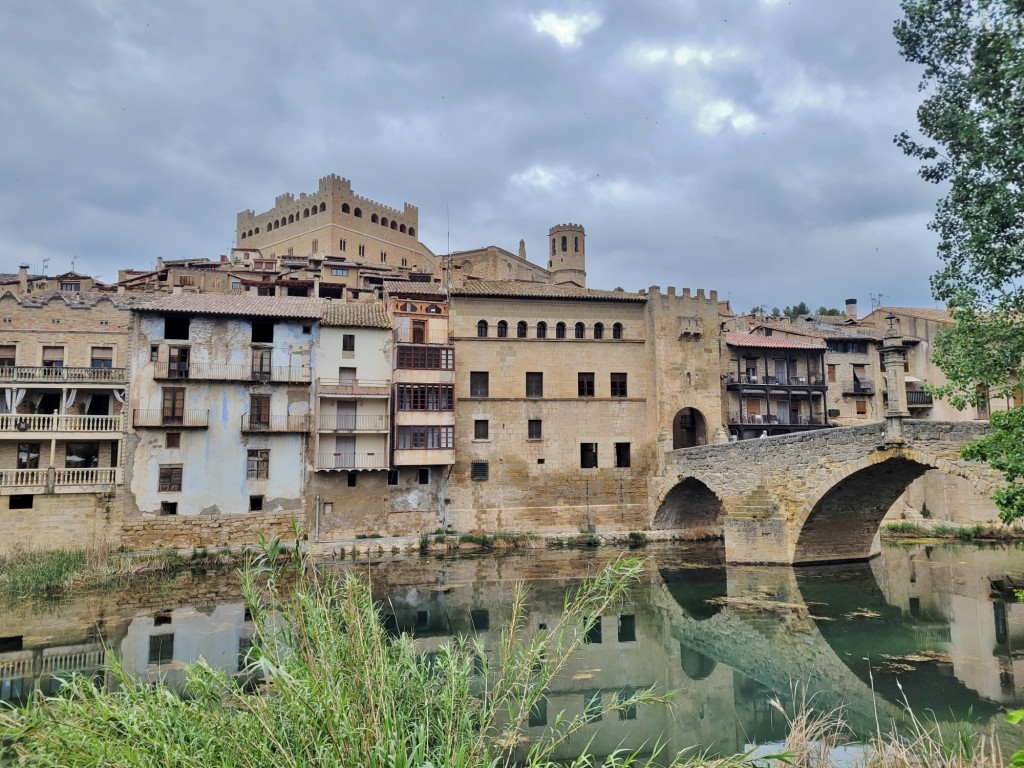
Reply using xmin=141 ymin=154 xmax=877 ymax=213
xmin=0 ymin=1 xmax=942 ymax=314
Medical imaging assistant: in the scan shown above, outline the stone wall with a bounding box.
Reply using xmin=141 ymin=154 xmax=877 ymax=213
xmin=119 ymin=509 xmax=300 ymax=550
xmin=0 ymin=490 xmax=118 ymax=554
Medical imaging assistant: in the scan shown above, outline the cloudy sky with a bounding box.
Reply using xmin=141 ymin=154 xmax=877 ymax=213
xmin=0 ymin=1 xmax=942 ymax=314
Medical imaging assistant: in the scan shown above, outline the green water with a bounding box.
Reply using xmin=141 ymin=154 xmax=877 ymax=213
xmin=1 ymin=540 xmax=1022 ymax=757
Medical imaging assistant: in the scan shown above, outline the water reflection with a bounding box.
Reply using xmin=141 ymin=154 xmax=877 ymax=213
xmin=1 ymin=542 xmax=1022 ymax=755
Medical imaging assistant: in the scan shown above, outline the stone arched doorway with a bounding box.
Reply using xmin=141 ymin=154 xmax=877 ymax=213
xmin=673 ymin=407 xmax=707 ymax=449
xmin=653 ymin=477 xmax=725 ymax=536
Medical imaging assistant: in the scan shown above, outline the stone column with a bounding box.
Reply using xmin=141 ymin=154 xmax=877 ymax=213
xmin=881 ymin=329 xmax=909 ymax=442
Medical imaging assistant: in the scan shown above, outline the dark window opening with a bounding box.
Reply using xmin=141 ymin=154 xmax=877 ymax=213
xmin=470 ymin=371 xmax=489 ymax=398
xmin=526 ymin=372 xmax=543 ymax=398
xmin=148 ymin=633 xmax=174 ymax=665
xmin=614 ymin=443 xmax=631 ymax=468
xmin=249 ymin=495 xmax=264 ymax=512
xmin=517 ymin=321 xmax=527 ymax=338
xmin=251 ymin=321 xmax=274 ymax=343
xmin=387 ymin=469 xmax=399 ymax=486
xmin=477 ymin=320 xmax=488 ymax=337
xmin=418 ymin=467 xmax=430 ymax=485
xmin=528 ymin=419 xmax=542 ymax=439
xmin=154 ymin=613 xmax=172 ymax=627
xmin=529 ymin=697 xmax=548 ymax=727
xmin=556 ymin=322 xmax=566 ymax=339
xmin=470 ymin=461 xmax=489 ymax=481
xmin=342 ymin=334 xmax=355 ymax=352
xmin=496 ymin=321 xmax=508 ymax=337
xmin=166 ymin=432 xmax=180 ymax=448
xmin=474 ymin=420 xmax=489 ymax=440
xmin=578 ymin=372 xmax=595 ymax=397
xmin=347 ymin=472 xmax=357 ymax=487
xmin=160 ymin=501 xmax=178 ymax=515
xmin=0 ymin=636 xmax=24 ymax=653
xmin=584 ymin=616 xmax=602 ymax=644
xmin=164 ymin=316 xmax=190 ymax=340
xmin=471 ymin=609 xmax=490 ymax=631
xmin=8 ymin=495 xmax=32 ymax=510
xmin=594 ymin=323 xmax=604 ymax=339
xmin=581 ymin=442 xmax=598 ymax=469
xmin=574 ymin=322 xmax=585 ymax=339
xmin=618 ymin=615 xmax=636 ymax=642
xmin=610 ymin=372 xmax=628 ymax=397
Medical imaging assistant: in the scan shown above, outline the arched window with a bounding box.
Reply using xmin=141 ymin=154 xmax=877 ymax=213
xmin=561 ymin=236 xmax=567 ymax=252
xmin=240 ymin=232 xmax=245 ymax=239
xmin=391 ymin=221 xmax=398 ymax=230
xmin=408 ymin=226 xmax=415 ymax=237
xmin=272 ymin=221 xmax=278 ymax=230
xmin=425 ymin=304 xmax=441 ymax=314
xmin=536 ymin=321 xmax=547 ymax=339
xmin=594 ymin=323 xmax=604 ymax=340
xmin=574 ymin=322 xmax=585 ymax=339
xmin=342 ymin=203 xmax=351 ymax=214
xmin=288 ymin=214 xmax=294 ymax=224
xmin=354 ymin=207 xmax=362 ymax=218
xmin=477 ymin=320 xmax=488 ymax=337
xmin=319 ymin=202 xmax=326 ymax=213
xmin=248 ymin=229 xmax=253 ymax=237
xmin=400 ymin=224 xmax=407 ymax=233
xmin=574 ymin=236 xmax=579 ymax=252
xmin=371 ymin=214 xmax=379 ymax=224
xmin=556 ymin=322 xmax=566 ymax=339
xmin=612 ymin=322 xmax=623 ymax=339
xmin=303 ymin=208 xmax=309 ymax=218
xmin=517 ymin=321 xmax=527 ymax=338
xmin=254 ymin=227 xmax=260 ymax=234
xmin=497 ymin=321 xmax=508 ymax=338
xmin=381 ymin=217 xmax=389 ymax=227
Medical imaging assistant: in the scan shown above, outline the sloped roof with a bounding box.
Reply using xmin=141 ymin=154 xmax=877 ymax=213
xmin=383 ymin=280 xmax=447 ymax=296
xmin=134 ymin=294 xmax=325 ymax=319
xmin=321 ymin=301 xmax=392 ymax=329
xmin=724 ymin=332 xmax=825 ymax=350
xmin=0 ymin=290 xmax=144 ymax=310
xmin=877 ymin=306 xmax=953 ymax=323
xmin=452 ymin=281 xmax=646 ymax=302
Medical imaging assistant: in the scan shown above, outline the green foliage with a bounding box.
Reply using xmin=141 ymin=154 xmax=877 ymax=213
xmin=816 ymin=306 xmax=844 ymax=316
xmin=1007 ymin=710 xmax=1024 ymax=766
xmin=961 ymin=406 xmax=1024 ymax=522
xmin=627 ymin=531 xmax=648 ymax=548
xmin=883 ymin=521 xmax=928 ymax=535
xmin=0 ymin=548 xmax=87 ymax=600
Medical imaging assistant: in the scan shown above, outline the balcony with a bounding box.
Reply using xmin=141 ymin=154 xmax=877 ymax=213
xmin=0 ymin=467 xmax=119 ymax=490
xmin=154 ymin=362 xmax=311 ymax=383
xmin=393 ymin=328 xmax=451 ymax=345
xmin=240 ymin=414 xmax=310 ymax=432
xmin=841 ymin=379 xmax=875 ymax=395
xmin=0 ymin=366 xmax=127 ymax=385
xmin=318 ymin=414 xmax=389 ymax=432
xmin=725 ymin=373 xmax=826 ymax=388
xmin=906 ymin=390 xmax=934 ymax=407
xmin=0 ymin=413 xmax=123 ymax=434
xmin=316 ymin=452 xmax=389 ymax=471
xmin=727 ymin=412 xmax=826 ymax=427
xmin=133 ymin=409 xmax=210 ymax=428
xmin=316 ymin=378 xmax=390 ymax=397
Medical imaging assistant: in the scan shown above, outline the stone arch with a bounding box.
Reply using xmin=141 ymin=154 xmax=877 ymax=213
xmin=390 ymin=221 xmax=398 ymax=230
xmin=400 ymin=223 xmax=406 ymax=233
xmin=371 ymin=213 xmax=380 ymax=224
xmin=288 ymin=213 xmax=294 ymax=224
xmin=319 ymin=202 xmax=326 ymax=213
xmin=354 ymin=207 xmax=362 ymax=217
xmin=672 ymin=407 xmax=707 ymax=449
xmin=536 ymin=321 xmax=547 ymax=338
xmin=496 ymin=320 xmax=508 ymax=338
xmin=612 ymin=322 xmax=623 ymax=339
xmin=653 ymin=476 xmax=725 ymax=535
xmin=342 ymin=203 xmax=351 ymax=214
xmin=556 ymin=322 xmax=566 ymax=339
xmin=593 ymin=322 xmax=604 ymax=339
xmin=680 ymin=643 xmax=717 ymax=680
xmin=303 ymin=208 xmax=309 ymax=218
xmin=409 ymin=226 xmax=415 ymax=236
xmin=381 ymin=217 xmax=389 ymax=227
xmin=516 ymin=321 xmax=527 ymax=338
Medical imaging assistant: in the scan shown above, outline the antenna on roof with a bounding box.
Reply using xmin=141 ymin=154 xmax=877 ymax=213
xmin=41 ymin=257 xmax=49 ymax=276
xmin=870 ymin=293 xmax=886 ymax=311
xmin=70 ymin=255 xmax=76 ymax=272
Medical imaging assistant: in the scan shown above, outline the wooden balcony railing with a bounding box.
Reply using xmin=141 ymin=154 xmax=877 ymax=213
xmin=0 ymin=414 xmax=123 ymax=433
xmin=0 ymin=366 xmax=127 ymax=384
xmin=0 ymin=467 xmax=119 ymax=488
xmin=240 ymin=414 xmax=310 ymax=432
xmin=727 ymin=413 xmax=826 ymax=426
xmin=154 ymin=362 xmax=311 ymax=383
xmin=133 ymin=409 xmax=210 ymax=428
xmin=316 ymin=452 xmax=389 ymax=470
xmin=392 ymin=328 xmax=451 ymax=345
xmin=318 ymin=414 xmax=388 ymax=432
xmin=316 ymin=378 xmax=390 ymax=397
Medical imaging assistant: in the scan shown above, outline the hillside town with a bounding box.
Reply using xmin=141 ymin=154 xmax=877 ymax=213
xmin=0 ymin=174 xmax=1013 ymax=553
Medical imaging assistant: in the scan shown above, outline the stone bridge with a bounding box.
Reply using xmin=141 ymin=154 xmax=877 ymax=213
xmin=650 ymin=420 xmax=1001 ymax=564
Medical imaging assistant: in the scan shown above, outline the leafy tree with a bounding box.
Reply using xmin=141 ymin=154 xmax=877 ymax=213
xmin=816 ymin=306 xmax=844 ymax=316
xmin=894 ymin=0 xmax=1024 ymax=520
xmin=781 ymin=302 xmax=811 ymax=320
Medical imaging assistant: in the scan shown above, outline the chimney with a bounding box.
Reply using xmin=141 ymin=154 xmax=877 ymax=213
xmin=845 ymin=298 xmax=857 ymax=320
xmin=17 ymin=264 xmax=28 ymax=294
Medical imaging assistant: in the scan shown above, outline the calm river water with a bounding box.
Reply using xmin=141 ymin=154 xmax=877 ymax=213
xmin=2 ymin=540 xmax=1023 ymax=758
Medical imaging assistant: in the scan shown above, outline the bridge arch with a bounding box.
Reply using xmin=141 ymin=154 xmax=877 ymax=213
xmin=672 ymin=407 xmax=708 ymax=449
xmin=653 ymin=476 xmax=725 ymax=536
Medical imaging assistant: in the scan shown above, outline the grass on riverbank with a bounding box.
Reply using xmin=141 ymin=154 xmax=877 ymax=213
xmin=0 ymin=546 xmax=245 ymax=602
xmin=881 ymin=521 xmax=1024 ymax=541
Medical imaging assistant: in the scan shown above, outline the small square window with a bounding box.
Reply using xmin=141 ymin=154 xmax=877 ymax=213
xmin=246 ymin=449 xmax=270 ymax=480
xmin=474 ymin=419 xmax=489 ymax=440
xmin=578 ymin=372 xmax=595 ymax=398
xmin=160 ymin=501 xmax=178 ymax=515
xmin=529 ymin=697 xmax=548 ymax=727
xmin=418 ymin=467 xmax=430 ymax=485
xmin=387 ymin=469 xmax=400 ymax=486
xmin=302 ymin=325 xmax=312 ymax=334
xmin=470 ymin=461 xmax=489 ymax=481
xmin=342 ymin=334 xmax=355 ymax=352
xmin=8 ymin=494 xmax=32 ymax=510
xmin=528 ymin=419 xmax=542 ymax=439
xmin=471 ymin=609 xmax=490 ymax=631
xmin=158 ymin=465 xmax=182 ymax=492
xmin=165 ymin=432 xmax=181 ymax=449
xmin=249 ymin=495 xmax=264 ymax=512
xmin=856 ymin=399 xmax=867 ymax=415
xmin=154 ymin=613 xmax=172 ymax=627
xmin=148 ymin=633 xmax=174 ymax=665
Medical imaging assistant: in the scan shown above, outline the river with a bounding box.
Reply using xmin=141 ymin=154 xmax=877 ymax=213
xmin=1 ymin=540 xmax=1022 ymax=759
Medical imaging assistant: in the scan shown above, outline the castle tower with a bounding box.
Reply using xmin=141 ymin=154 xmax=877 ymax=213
xmin=548 ymin=223 xmax=586 ymax=288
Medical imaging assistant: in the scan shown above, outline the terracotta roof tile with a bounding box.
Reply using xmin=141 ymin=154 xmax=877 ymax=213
xmin=321 ymin=301 xmax=392 ymax=329
xmin=724 ymin=332 xmax=825 ymax=350
xmin=878 ymin=306 xmax=953 ymax=323
xmin=383 ymin=280 xmax=447 ymax=296
xmin=135 ymin=294 xmax=325 ymax=319
xmin=451 ymin=281 xmax=646 ymax=302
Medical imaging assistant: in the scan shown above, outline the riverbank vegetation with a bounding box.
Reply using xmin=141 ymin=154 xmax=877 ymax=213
xmin=0 ymin=546 xmax=246 ymax=602
xmin=881 ymin=521 xmax=1024 ymax=542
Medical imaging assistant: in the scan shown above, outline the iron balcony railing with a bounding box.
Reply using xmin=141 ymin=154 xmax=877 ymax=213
xmin=726 ymin=373 xmax=826 ymax=386
xmin=316 ymin=378 xmax=390 ymax=397
xmin=0 ymin=467 xmax=119 ymax=488
xmin=316 ymin=452 xmax=389 ymax=470
xmin=0 ymin=366 xmax=127 ymax=384
xmin=0 ymin=413 xmax=123 ymax=433
xmin=154 ymin=362 xmax=311 ymax=383
xmin=727 ymin=412 xmax=826 ymax=426
xmin=906 ymin=390 xmax=934 ymax=406
xmin=392 ymin=328 xmax=452 ymax=345
xmin=318 ymin=414 xmax=389 ymax=432
xmin=240 ymin=414 xmax=310 ymax=432
xmin=133 ymin=409 xmax=210 ymax=428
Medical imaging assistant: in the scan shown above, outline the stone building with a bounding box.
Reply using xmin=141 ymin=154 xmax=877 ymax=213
xmin=235 ymin=174 xmax=439 ymax=276
xmin=0 ymin=290 xmax=133 ymax=552
xmin=0 ymin=266 xmax=101 ymax=296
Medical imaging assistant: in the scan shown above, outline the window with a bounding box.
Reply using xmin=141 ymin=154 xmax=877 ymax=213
xmin=612 ymin=323 xmax=623 ymax=339
xmin=584 ymin=616 xmax=602 ymax=644
xmin=526 ymin=372 xmax=543 ymax=398
xmin=471 ymin=609 xmax=490 ymax=631
xmin=616 ymin=688 xmax=637 ymax=721
xmin=249 ymin=394 xmax=271 ymax=427
xmin=470 ymin=461 xmax=489 ymax=481
xmin=148 ymin=634 xmax=174 ymax=665
xmin=529 ymin=697 xmax=548 ymax=728
xmin=556 ymin=322 xmax=566 ymax=339
xmin=41 ymin=346 xmax=64 ymax=369
xmin=66 ymin=442 xmax=99 ymax=468
xmin=165 ymin=432 xmax=180 ymax=449
xmin=311 ymin=238 xmax=318 ymax=252
xmin=610 ymin=372 xmax=627 ymax=397
xmin=618 ymin=615 xmax=636 ymax=642
xmin=477 ymin=320 xmax=488 ymax=337
xmin=358 ymin=244 xmax=365 ymax=257
xmin=594 ymin=323 xmax=604 ymax=339
xmin=60 ymin=281 xmax=81 ymax=292
xmin=339 ymin=239 xmax=346 ymax=252
xmin=150 ymin=345 xmax=159 ymax=362
xmin=17 ymin=443 xmax=39 ymax=470
xmin=536 ymin=321 xmax=547 ymax=339
xmin=162 ymin=387 xmax=185 ymax=425
xmin=614 ymin=442 xmax=631 ymax=468
xmin=827 ymin=364 xmax=837 ymax=383
xmin=578 ymin=373 xmax=595 ymax=397
xmin=418 ymin=467 xmax=430 ymax=485
xmin=168 ymin=346 xmax=189 ymax=379
xmin=387 ymin=469 xmax=400 ymax=486
xmin=158 ymin=465 xmax=182 ymax=492
xmin=347 ymin=472 xmax=358 ymax=487
xmin=249 ymin=495 xmax=264 ymax=511
xmin=0 ymin=345 xmax=15 ymax=367
xmin=581 ymin=443 xmax=598 ymax=469
xmin=90 ymin=347 xmax=113 ymax=369
xmin=247 ymin=449 xmax=269 ymax=479
xmin=9 ymin=495 xmax=32 ymax=510
xmin=252 ymin=321 xmax=274 ymax=343
xmin=396 ymin=426 xmax=454 ymax=449
xmin=528 ymin=419 xmax=542 ymax=439
xmin=395 ymin=384 xmax=454 ymax=411
xmin=342 ymin=334 xmax=355 ymax=352
xmin=397 ymin=347 xmax=454 ymax=370
xmin=517 ymin=321 xmax=527 ymax=338
xmin=474 ymin=420 xmax=489 ymax=440
xmin=496 ymin=320 xmax=508 ymax=338
xmin=856 ymin=399 xmax=867 ymax=416
xmin=251 ymin=348 xmax=271 ymax=378
xmin=160 ymin=501 xmax=178 ymax=515
xmin=470 ymin=371 xmax=489 ymax=398
xmin=164 ymin=317 xmax=189 ymax=340
xmin=574 ymin=322 xmax=585 ymax=339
